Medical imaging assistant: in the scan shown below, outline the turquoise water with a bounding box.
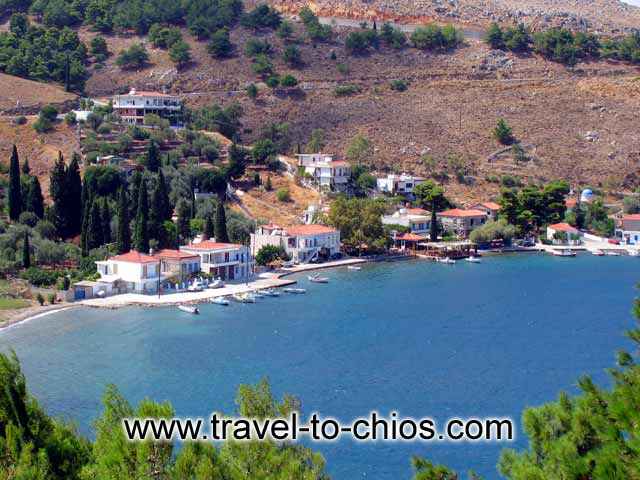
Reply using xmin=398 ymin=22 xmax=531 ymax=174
xmin=1 ymin=254 xmax=638 ymax=478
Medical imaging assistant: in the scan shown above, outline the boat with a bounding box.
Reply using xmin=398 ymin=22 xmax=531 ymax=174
xmin=591 ymin=249 xmax=605 ymax=256
xmin=308 ymin=274 xmax=329 ymax=283
xmin=347 ymin=265 xmax=362 ymax=271
xmin=465 ymin=256 xmax=481 ymax=263
xmin=187 ymin=280 xmax=204 ymax=292
xmin=629 ymin=249 xmax=640 ymax=257
xmin=207 ymin=279 xmax=224 ymax=289
xmin=211 ymin=297 xmax=229 ymax=306
xmin=605 ymin=250 xmax=621 ymax=256
xmin=178 ymin=305 xmax=199 ymax=314
xmin=284 ymin=288 xmax=306 ymax=294
xmin=253 ymin=291 xmax=266 ymax=298
xmin=438 ymin=257 xmax=456 ymax=264
xmin=232 ymin=293 xmax=256 ymax=303
xmin=550 ymin=249 xmax=576 ymax=257
xmin=261 ymin=288 xmax=280 ymax=297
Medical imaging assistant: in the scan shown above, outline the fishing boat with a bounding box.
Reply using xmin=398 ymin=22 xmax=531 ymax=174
xmin=178 ymin=305 xmax=199 ymax=314
xmin=284 ymin=287 xmax=306 ymax=294
xmin=438 ymin=257 xmax=456 ymax=264
xmin=207 ymin=279 xmax=224 ymax=289
xmin=308 ymin=274 xmax=329 ymax=283
xmin=591 ymin=249 xmax=605 ymax=256
xmin=253 ymin=291 xmax=266 ymax=298
xmin=465 ymin=256 xmax=481 ymax=263
xmin=551 ymin=249 xmax=576 ymax=257
xmin=261 ymin=288 xmax=280 ymax=297
xmin=232 ymin=293 xmax=255 ymax=303
xmin=347 ymin=265 xmax=362 ymax=271
xmin=211 ymin=297 xmax=229 ymax=306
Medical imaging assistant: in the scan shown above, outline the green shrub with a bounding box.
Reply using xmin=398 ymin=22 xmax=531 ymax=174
xmin=36 ymin=292 xmax=44 ymax=305
xmin=390 ymin=79 xmax=408 ymax=91
xmin=334 ymin=84 xmax=360 ymax=96
xmin=207 ymin=28 xmax=233 ymax=58
xmin=255 ymin=244 xmax=289 ymax=266
xmin=280 ymin=74 xmax=298 ymax=88
xmin=116 ymin=43 xmax=149 ymax=69
xmin=47 ymin=292 xmax=56 ymax=304
xmin=411 ymin=24 xmax=462 ymax=51
xmin=493 ymin=118 xmax=514 ymax=145
xmin=14 ymin=116 xmax=27 ymax=125
xmin=276 ymin=188 xmax=290 ymax=202
xmin=20 ymin=267 xmax=63 ymax=287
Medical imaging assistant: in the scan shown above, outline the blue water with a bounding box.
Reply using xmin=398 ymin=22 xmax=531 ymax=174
xmin=1 ymin=254 xmax=638 ymax=478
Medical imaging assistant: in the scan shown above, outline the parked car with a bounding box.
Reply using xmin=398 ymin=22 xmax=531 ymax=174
xmin=608 ymin=238 xmax=620 ymax=245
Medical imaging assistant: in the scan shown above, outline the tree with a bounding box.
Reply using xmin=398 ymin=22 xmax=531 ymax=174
xmin=66 ymin=153 xmax=83 ymax=236
xmin=485 ymin=22 xmax=504 ymax=49
xmin=255 ymin=245 xmax=288 ymax=266
xmin=280 ymin=74 xmax=298 ymax=88
xmin=26 ymin=176 xmax=44 ymax=219
xmin=133 ymin=179 xmax=149 ymax=253
xmin=214 ymin=201 xmax=229 ymax=243
xmin=8 ymin=145 xmax=22 ymax=221
xmin=283 ymin=45 xmax=302 ymax=67
xmin=116 ymin=43 xmax=149 ymax=69
xmin=414 ymin=181 xmax=446 ymax=241
xmin=22 ymin=231 xmax=30 ymax=268
xmin=493 ymin=118 xmax=514 ymax=145
xmin=203 ymin=214 xmax=214 ymax=240
xmin=246 ymin=83 xmax=258 ymax=99
xmin=176 ymin=199 xmax=191 ymax=242
xmin=50 ymin=151 xmax=69 ymax=237
xmin=101 ymin=199 xmax=111 ymax=245
xmin=21 ymin=157 xmax=30 ymax=175
xmin=306 ymin=129 xmax=325 ymax=153
xmin=87 ymin=200 xmax=104 ymax=251
xmin=116 ymin=188 xmax=131 ymax=254
xmin=145 ymin=141 xmax=161 ymax=172
xmin=207 ymin=28 xmax=233 ymax=58
xmin=169 ymin=40 xmax=191 ymax=68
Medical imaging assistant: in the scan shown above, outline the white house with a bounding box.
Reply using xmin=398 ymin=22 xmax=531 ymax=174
xmin=438 ymin=209 xmax=488 ymax=237
xmin=381 ymin=208 xmax=431 ymax=235
xmin=470 ymin=202 xmax=501 ymax=221
xmin=112 ymin=89 xmax=182 ymax=126
xmin=547 ymin=223 xmax=580 ymax=244
xmin=179 ymin=241 xmax=253 ymax=281
xmin=95 ymin=250 xmax=200 ymax=295
xmin=617 ymin=214 xmax=640 ymax=245
xmin=376 ymin=173 xmax=426 ymax=197
xmin=250 ymin=224 xmax=341 ymax=263
xmin=296 ymin=154 xmax=351 ymax=192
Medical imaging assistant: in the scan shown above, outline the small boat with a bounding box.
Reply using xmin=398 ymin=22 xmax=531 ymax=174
xmin=628 ymin=249 xmax=639 ymax=257
xmin=207 ymin=279 xmax=224 ymax=289
xmin=232 ymin=293 xmax=255 ymax=303
xmin=253 ymin=291 xmax=266 ymax=298
xmin=605 ymin=250 xmax=621 ymax=256
xmin=211 ymin=297 xmax=229 ymax=306
xmin=284 ymin=288 xmax=306 ymax=294
xmin=187 ymin=280 xmax=204 ymax=292
xmin=178 ymin=305 xmax=199 ymax=314
xmin=465 ymin=256 xmax=481 ymax=263
xmin=308 ymin=274 xmax=329 ymax=283
xmin=438 ymin=257 xmax=456 ymax=264
xmin=347 ymin=265 xmax=362 ymax=271
xmin=261 ymin=288 xmax=280 ymax=297
xmin=551 ymin=249 xmax=576 ymax=257
xmin=592 ymin=249 xmax=605 ymax=256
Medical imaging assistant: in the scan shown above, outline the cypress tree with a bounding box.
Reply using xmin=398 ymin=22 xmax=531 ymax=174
xmin=129 ymin=171 xmax=142 ymax=220
xmin=8 ymin=145 xmax=22 ymax=221
xmin=204 ymin=214 xmax=214 ymax=240
xmin=22 ymin=231 xmax=30 ymax=269
xmin=133 ymin=179 xmax=149 ymax=253
xmin=116 ymin=188 xmax=131 ymax=254
xmin=176 ymin=199 xmax=191 ymax=243
xmin=26 ymin=176 xmax=44 ymax=219
xmin=101 ymin=199 xmax=111 ymax=245
xmin=49 ymin=152 xmax=67 ymax=237
xmin=87 ymin=200 xmax=104 ymax=251
xmin=214 ymin=201 xmax=229 ymax=243
xmin=156 ymin=170 xmax=171 ymax=222
xmin=21 ymin=158 xmax=30 ymax=175
xmin=66 ymin=153 xmax=83 ymax=236
xmin=146 ymin=141 xmax=161 ymax=173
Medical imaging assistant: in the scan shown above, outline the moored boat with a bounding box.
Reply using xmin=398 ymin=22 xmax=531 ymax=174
xmin=178 ymin=305 xmax=199 ymax=314
xmin=591 ymin=249 xmax=605 ymax=256
xmin=465 ymin=256 xmax=481 ymax=263
xmin=551 ymin=249 xmax=576 ymax=257
xmin=605 ymin=250 xmax=621 ymax=256
xmin=347 ymin=265 xmax=362 ymax=271
xmin=438 ymin=257 xmax=456 ymax=264
xmin=284 ymin=288 xmax=306 ymax=294
xmin=211 ymin=297 xmax=229 ymax=306
xmin=308 ymin=274 xmax=329 ymax=283
xmin=629 ymin=249 xmax=639 ymax=257
xmin=207 ymin=279 xmax=224 ymax=289
xmin=232 ymin=293 xmax=256 ymax=303
xmin=261 ymin=288 xmax=280 ymax=297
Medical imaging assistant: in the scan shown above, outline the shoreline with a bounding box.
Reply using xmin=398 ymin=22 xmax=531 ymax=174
xmin=0 ymin=305 xmax=79 ymax=332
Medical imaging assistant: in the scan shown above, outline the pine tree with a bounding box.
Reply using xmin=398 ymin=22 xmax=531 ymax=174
xmin=66 ymin=153 xmax=83 ymax=236
xmin=116 ymin=188 xmax=131 ymax=254
xmin=146 ymin=141 xmax=161 ymax=173
xmin=8 ymin=145 xmax=22 ymax=221
xmin=204 ymin=214 xmax=214 ymax=240
xmin=133 ymin=179 xmax=149 ymax=253
xmin=22 ymin=231 xmax=30 ymax=269
xmin=26 ymin=176 xmax=44 ymax=219
xmin=101 ymin=199 xmax=111 ymax=245
xmin=214 ymin=201 xmax=229 ymax=243
xmin=49 ymin=152 xmax=67 ymax=237
xmin=21 ymin=158 xmax=30 ymax=175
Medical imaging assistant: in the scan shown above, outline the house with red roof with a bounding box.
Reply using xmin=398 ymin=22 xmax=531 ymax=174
xmin=618 ymin=214 xmax=640 ymax=245
xmin=250 ymin=224 xmax=341 ymax=263
xmin=437 ymin=209 xmax=488 ymax=237
xmin=471 ymin=202 xmax=501 ymax=221
xmin=296 ymin=154 xmax=351 ymax=192
xmin=112 ymin=88 xmax=182 ymax=126
xmin=179 ymin=241 xmax=252 ymax=281
xmin=546 ymin=223 xmax=581 ymax=244
xmin=381 ymin=207 xmax=431 ymax=235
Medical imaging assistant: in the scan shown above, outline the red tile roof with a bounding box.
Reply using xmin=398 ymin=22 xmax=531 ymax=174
xmin=565 ymin=198 xmax=578 ymax=208
xmin=285 ymin=224 xmax=338 ymax=236
xmin=327 ymin=161 xmax=350 ymax=167
xmin=182 ymin=241 xmax=243 ymax=251
xmin=155 ymin=249 xmax=199 ymax=260
xmin=396 ymin=233 xmax=424 ymax=242
xmin=110 ymin=251 xmax=157 ymax=264
xmin=548 ymin=223 xmax=579 ymax=233
xmin=406 ymin=208 xmax=430 ymax=215
xmin=622 ymin=214 xmax=640 ymax=221
xmin=477 ymin=202 xmax=501 ymax=211
xmin=439 ymin=209 xmax=487 ymax=218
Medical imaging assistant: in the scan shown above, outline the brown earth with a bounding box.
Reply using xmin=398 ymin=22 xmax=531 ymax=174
xmin=0 ymin=73 xmax=76 ymax=113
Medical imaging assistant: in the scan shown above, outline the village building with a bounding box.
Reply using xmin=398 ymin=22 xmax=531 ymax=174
xmin=437 ymin=209 xmax=488 ymax=237
xmin=296 ymin=154 xmax=351 ymax=192
xmin=112 ymin=89 xmax=183 ymax=126
xmin=179 ymin=241 xmax=253 ymax=281
xmin=250 ymin=224 xmax=341 ymax=263
xmin=381 ymin=208 xmax=431 ymax=235
xmin=617 ymin=214 xmax=640 ymax=245
xmin=547 ymin=223 xmax=581 ymax=244
xmin=376 ymin=173 xmax=426 ymax=197
xmin=470 ymin=202 xmax=501 ymax=221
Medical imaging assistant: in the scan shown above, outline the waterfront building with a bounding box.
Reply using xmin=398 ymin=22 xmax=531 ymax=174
xmin=617 ymin=214 xmax=640 ymax=245
xmin=179 ymin=241 xmax=253 ymax=281
xmin=112 ymin=89 xmax=182 ymax=126
xmin=547 ymin=223 xmax=581 ymax=244
xmin=376 ymin=173 xmax=426 ymax=197
xmin=296 ymin=154 xmax=351 ymax=192
xmin=470 ymin=202 xmax=501 ymax=221
xmin=251 ymin=224 xmax=341 ymax=263
xmin=382 ymin=208 xmax=431 ymax=235
xmin=437 ymin=209 xmax=488 ymax=237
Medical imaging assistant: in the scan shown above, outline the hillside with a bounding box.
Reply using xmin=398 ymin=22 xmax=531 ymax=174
xmin=266 ymin=0 xmax=640 ymax=34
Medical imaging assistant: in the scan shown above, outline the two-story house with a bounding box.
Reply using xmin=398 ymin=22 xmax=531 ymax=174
xmin=112 ymin=89 xmax=182 ymax=126
xmin=179 ymin=241 xmax=253 ymax=281
xmin=297 ymin=154 xmax=351 ymax=192
xmin=250 ymin=224 xmax=341 ymax=263
xmin=438 ymin=209 xmax=488 ymax=237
